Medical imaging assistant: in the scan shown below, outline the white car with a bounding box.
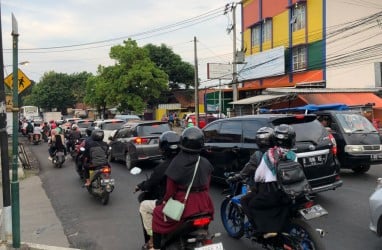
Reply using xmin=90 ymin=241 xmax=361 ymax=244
xmin=369 ymin=178 xmax=382 ymax=236
xmin=91 ymin=119 xmax=125 ymax=143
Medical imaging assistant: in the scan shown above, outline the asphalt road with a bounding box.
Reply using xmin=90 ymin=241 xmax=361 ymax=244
xmin=29 ymin=141 xmax=382 ymax=250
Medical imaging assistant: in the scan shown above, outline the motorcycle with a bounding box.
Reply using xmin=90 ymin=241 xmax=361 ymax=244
xmin=74 ymin=141 xmax=86 ymax=179
xmin=86 ymin=164 xmax=115 ymax=205
xmin=52 ymin=150 xmax=65 ymax=168
xmin=221 ymin=172 xmax=327 ymax=250
xmin=130 ymin=167 xmax=223 ymax=250
xmin=70 ymin=138 xmax=84 ymax=159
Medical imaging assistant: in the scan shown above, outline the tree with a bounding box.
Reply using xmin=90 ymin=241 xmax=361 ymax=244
xmin=144 ymin=43 xmax=194 ymax=90
xmin=70 ymin=71 xmax=93 ymax=104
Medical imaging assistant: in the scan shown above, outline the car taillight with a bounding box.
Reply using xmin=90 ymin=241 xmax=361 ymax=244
xmin=193 ymin=217 xmax=211 ymax=227
xmin=134 ymin=137 xmax=148 ymax=144
xmin=328 ymin=133 xmax=337 ymax=155
xmin=294 ymin=114 xmax=305 ymax=119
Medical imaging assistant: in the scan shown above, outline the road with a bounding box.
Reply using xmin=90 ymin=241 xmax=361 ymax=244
xmin=29 ymin=141 xmax=382 ymax=250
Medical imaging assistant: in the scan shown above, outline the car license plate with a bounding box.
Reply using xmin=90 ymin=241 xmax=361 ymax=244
xmin=299 ymin=204 xmax=328 ymax=220
xmin=195 ymin=243 xmax=224 ymax=250
xmin=371 ymin=154 xmax=382 ymax=161
xmin=302 ymin=155 xmax=326 ymax=167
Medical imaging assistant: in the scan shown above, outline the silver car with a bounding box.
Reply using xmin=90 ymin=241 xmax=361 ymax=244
xmin=369 ymin=178 xmax=382 ymax=236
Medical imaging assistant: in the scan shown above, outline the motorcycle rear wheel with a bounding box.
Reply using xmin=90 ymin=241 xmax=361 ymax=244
xmin=282 ymin=218 xmax=325 ymax=250
xmin=220 ymin=198 xmax=245 ymax=239
xmin=101 ymin=192 xmax=109 ymax=205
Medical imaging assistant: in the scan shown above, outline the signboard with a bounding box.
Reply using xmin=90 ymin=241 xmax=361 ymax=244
xmin=4 ymin=69 xmax=31 ymax=94
xmin=207 ymin=63 xmax=232 ymax=80
xmin=6 ymin=95 xmax=12 ymax=111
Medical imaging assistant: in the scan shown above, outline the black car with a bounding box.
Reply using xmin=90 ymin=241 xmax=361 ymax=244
xmin=316 ymin=110 xmax=382 ymax=173
xmin=108 ymin=120 xmax=172 ymax=169
xmin=201 ymin=114 xmax=343 ymax=194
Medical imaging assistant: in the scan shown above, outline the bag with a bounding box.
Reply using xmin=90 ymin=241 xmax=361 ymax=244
xmin=276 ymin=158 xmax=312 ymax=200
xmin=163 ymin=197 xmax=185 ymax=221
xmin=89 ymin=143 xmax=108 ymax=166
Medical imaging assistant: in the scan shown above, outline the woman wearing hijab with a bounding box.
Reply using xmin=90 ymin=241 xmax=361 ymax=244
xmin=151 ymin=127 xmax=214 ymax=250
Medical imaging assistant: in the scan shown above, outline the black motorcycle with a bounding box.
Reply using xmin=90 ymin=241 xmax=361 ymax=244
xmin=86 ymin=164 xmax=115 ymax=205
xmin=131 ymin=167 xmax=223 ymax=250
xmin=51 ymin=150 xmax=65 ymax=168
xmin=221 ymin=172 xmax=327 ymax=250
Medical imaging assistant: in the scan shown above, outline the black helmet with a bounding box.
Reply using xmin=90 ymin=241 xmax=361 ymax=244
xmin=256 ymin=127 xmax=274 ymax=148
xmin=274 ymin=124 xmax=296 ymax=148
xmin=91 ymin=128 xmax=104 ymax=141
xmin=180 ymin=127 xmax=204 ymax=153
xmin=159 ymin=131 xmax=180 ymax=158
xmin=86 ymin=126 xmax=94 ymax=137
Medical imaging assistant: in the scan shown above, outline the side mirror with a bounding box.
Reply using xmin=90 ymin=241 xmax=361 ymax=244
xmin=130 ymin=167 xmax=142 ymax=175
xmin=80 ymin=147 xmax=85 ymax=152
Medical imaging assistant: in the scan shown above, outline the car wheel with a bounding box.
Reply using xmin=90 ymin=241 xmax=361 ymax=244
xmin=352 ymin=165 xmax=370 ymax=174
xmin=125 ymin=153 xmax=134 ymax=170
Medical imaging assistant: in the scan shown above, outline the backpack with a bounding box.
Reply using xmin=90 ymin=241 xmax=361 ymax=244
xmin=89 ymin=142 xmax=108 ymax=167
xmin=274 ymin=151 xmax=312 ymax=200
xmin=27 ymin=123 xmax=33 ymax=133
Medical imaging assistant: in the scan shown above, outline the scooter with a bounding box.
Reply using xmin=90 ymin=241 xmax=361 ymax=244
xmin=86 ymin=164 xmax=115 ymax=205
xmin=130 ymin=167 xmax=223 ymax=250
xmin=52 ymin=150 xmax=65 ymax=168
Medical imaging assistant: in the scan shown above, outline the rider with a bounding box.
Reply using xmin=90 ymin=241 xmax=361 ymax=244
xmin=48 ymin=129 xmax=67 ymax=160
xmin=151 ymin=127 xmax=214 ymax=250
xmin=83 ymin=128 xmax=109 ymax=187
xmin=66 ymin=123 xmax=82 ymax=152
xmin=32 ymin=122 xmax=43 ymax=142
xmin=135 ymin=131 xmax=180 ymax=250
xmin=247 ymin=124 xmax=297 ymax=239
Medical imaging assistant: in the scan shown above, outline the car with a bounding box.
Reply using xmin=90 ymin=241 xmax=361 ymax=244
xmin=315 ymin=110 xmax=382 ymax=173
xmin=114 ymin=114 xmax=141 ymax=122
xmin=108 ymin=120 xmax=172 ymax=169
xmin=181 ymin=113 xmax=222 ymax=129
xmin=74 ymin=119 xmax=94 ymax=137
xmin=369 ymin=177 xmax=382 ymax=237
xmin=201 ymin=114 xmax=343 ymax=194
xmin=91 ymin=119 xmax=125 ymax=143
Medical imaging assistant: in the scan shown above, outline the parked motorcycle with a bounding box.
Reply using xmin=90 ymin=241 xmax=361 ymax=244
xmin=86 ymin=164 xmax=115 ymax=205
xmin=221 ymin=172 xmax=327 ymax=250
xmin=51 ymin=150 xmax=65 ymax=168
xmin=130 ymin=167 xmax=223 ymax=250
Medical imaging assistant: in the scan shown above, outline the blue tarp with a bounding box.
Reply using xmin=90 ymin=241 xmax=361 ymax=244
xmin=259 ymin=103 xmax=349 ymax=114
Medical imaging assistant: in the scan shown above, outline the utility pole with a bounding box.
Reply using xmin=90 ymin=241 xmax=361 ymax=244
xmin=0 ymin=3 xmax=12 ymax=243
xmin=194 ymin=36 xmax=199 ymax=128
xmin=11 ymin=13 xmax=21 ymax=248
xmin=232 ymin=2 xmax=238 ymax=102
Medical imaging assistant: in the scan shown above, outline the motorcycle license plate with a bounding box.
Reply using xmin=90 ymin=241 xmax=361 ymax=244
xmin=195 ymin=242 xmax=224 ymax=250
xmin=101 ymin=179 xmax=115 ymax=185
xmin=299 ymin=204 xmax=328 ymax=220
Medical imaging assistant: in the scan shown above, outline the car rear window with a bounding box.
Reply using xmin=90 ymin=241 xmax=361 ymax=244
xmin=103 ymin=121 xmax=124 ymax=130
xmin=291 ymin=120 xmax=326 ymax=142
xmin=137 ymin=123 xmax=171 ymax=136
xmin=77 ymin=121 xmax=93 ymax=128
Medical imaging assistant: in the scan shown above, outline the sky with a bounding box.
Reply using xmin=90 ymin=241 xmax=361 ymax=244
xmin=1 ymin=0 xmax=240 ymax=89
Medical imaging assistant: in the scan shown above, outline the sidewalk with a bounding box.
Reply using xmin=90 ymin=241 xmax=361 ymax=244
xmin=0 ymin=140 xmax=81 ymax=250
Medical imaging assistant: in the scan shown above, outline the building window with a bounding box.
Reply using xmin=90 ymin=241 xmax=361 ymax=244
xmin=291 ymin=3 xmax=306 ymax=31
xmin=262 ymin=19 xmax=272 ymax=42
xmin=292 ymin=46 xmax=307 ymax=71
xmin=251 ymin=25 xmax=261 ymax=46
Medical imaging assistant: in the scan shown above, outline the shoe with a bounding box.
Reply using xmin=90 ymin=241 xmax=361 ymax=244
xmin=263 ymin=232 xmax=278 ymax=239
xmin=48 ymin=156 xmax=52 ymax=161
xmin=84 ymin=180 xmax=91 ymax=187
xmin=142 ymin=237 xmax=153 ymax=250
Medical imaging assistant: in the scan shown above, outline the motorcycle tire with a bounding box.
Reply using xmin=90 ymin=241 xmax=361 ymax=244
xmin=220 ymin=198 xmax=245 ymax=239
xmin=282 ymin=218 xmax=326 ymax=250
xmin=101 ymin=193 xmax=109 ymax=205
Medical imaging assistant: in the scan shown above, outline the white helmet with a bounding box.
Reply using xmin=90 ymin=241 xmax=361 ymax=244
xmin=71 ymin=124 xmax=78 ymax=130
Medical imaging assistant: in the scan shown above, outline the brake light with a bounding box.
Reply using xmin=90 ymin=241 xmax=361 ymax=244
xmin=294 ymin=114 xmax=305 ymax=119
xmin=203 ymin=239 xmax=213 ymax=245
xmin=101 ymin=167 xmax=111 ymax=173
xmin=134 ymin=137 xmax=148 ymax=144
xmin=193 ymin=217 xmax=211 ymax=227
xmin=304 ymin=200 xmax=314 ymax=209
xmin=328 ymin=133 xmax=337 ymax=155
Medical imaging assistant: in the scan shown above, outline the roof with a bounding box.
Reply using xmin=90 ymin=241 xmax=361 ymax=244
xmin=229 ymin=94 xmax=293 ymax=106
xmin=298 ymin=93 xmax=382 ymax=109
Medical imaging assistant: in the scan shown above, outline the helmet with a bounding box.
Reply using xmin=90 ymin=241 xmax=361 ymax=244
xmin=85 ymin=126 xmax=94 ymax=137
xmin=91 ymin=128 xmax=104 ymax=141
xmin=256 ymin=127 xmax=274 ymax=148
xmin=180 ymin=127 xmax=204 ymax=153
xmin=274 ymin=124 xmax=296 ymax=148
xmin=71 ymin=124 xmax=78 ymax=130
xmin=159 ymin=131 xmax=180 ymax=158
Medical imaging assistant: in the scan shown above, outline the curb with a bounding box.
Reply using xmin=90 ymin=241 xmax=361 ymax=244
xmin=0 ymin=242 xmax=82 ymax=250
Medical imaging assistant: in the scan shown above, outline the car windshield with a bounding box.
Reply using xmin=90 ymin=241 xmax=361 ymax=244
xmin=335 ymin=113 xmax=377 ymax=133
xmin=138 ymin=123 xmax=171 ymax=136
xmin=103 ymin=122 xmax=124 ymax=130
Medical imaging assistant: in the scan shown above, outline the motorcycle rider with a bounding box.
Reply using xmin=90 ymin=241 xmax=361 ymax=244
xmin=83 ymin=128 xmax=109 ymax=187
xmin=151 ymin=127 xmax=214 ymax=250
xmin=247 ymin=124 xmax=297 ymax=239
xmin=66 ymin=123 xmax=82 ymax=152
xmin=135 ymin=131 xmax=180 ymax=250
xmin=76 ymin=127 xmax=95 ymax=178
xmin=48 ymin=128 xmax=67 ymax=160
xmin=42 ymin=122 xmax=50 ymax=142
xmin=32 ymin=122 xmax=43 ymax=143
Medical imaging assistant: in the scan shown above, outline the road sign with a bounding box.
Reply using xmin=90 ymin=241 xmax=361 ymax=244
xmin=4 ymin=69 xmax=31 ymax=94
xmin=6 ymin=95 xmax=12 ymax=111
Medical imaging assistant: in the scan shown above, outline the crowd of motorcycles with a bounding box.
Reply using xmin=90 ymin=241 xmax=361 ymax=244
xmin=20 ymin=121 xmax=328 ymax=250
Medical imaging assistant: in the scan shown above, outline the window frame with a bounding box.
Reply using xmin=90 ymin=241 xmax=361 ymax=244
xmin=292 ymin=45 xmax=307 ymax=71
xmin=251 ymin=25 xmax=261 ymax=47
xmin=291 ymin=3 xmax=306 ymax=32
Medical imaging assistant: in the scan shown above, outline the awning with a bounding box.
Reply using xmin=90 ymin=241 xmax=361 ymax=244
xmin=299 ymin=93 xmax=382 ymax=109
xmin=229 ymin=94 xmax=289 ymax=105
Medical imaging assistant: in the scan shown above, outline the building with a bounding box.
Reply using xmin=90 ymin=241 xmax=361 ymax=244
xmin=239 ymin=0 xmax=382 ymax=94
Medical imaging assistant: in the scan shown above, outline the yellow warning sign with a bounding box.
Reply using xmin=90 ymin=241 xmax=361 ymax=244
xmin=5 ymin=95 xmax=12 ymax=112
xmin=4 ymin=69 xmax=31 ymax=94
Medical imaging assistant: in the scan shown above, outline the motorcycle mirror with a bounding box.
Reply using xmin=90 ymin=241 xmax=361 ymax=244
xmin=80 ymin=147 xmax=85 ymax=152
xmin=130 ymin=167 xmax=142 ymax=175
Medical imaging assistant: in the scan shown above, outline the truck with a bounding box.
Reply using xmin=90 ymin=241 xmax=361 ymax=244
xmin=43 ymin=112 xmax=62 ymax=123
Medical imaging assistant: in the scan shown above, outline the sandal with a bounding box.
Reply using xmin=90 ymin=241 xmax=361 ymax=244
xmin=141 ymin=242 xmax=153 ymax=250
